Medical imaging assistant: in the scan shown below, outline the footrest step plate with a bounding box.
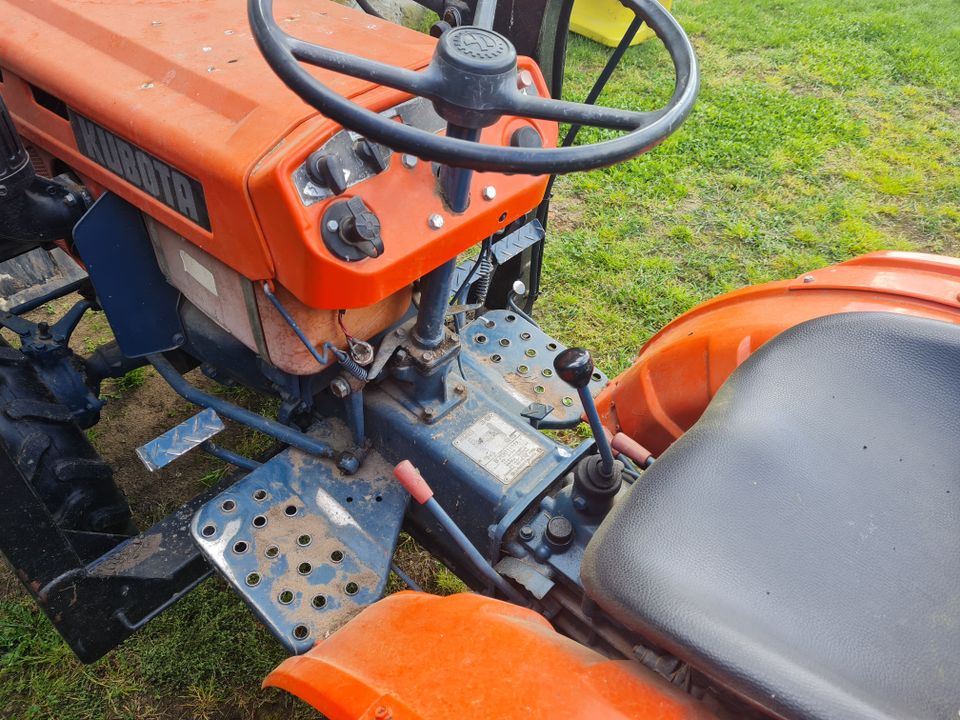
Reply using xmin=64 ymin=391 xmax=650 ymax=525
xmin=191 ymin=420 xmax=407 ymax=654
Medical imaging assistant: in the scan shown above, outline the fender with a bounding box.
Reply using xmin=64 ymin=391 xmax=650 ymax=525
xmin=597 ymin=251 xmax=960 ymax=455
xmin=264 ymin=592 xmax=718 ymax=720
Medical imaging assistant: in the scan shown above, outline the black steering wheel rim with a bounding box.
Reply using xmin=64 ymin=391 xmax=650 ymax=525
xmin=248 ymin=0 xmax=699 ymax=175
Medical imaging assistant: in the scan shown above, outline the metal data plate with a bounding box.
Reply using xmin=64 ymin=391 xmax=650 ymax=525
xmin=460 ymin=310 xmax=608 ymax=427
xmin=191 ymin=422 xmax=407 ymax=654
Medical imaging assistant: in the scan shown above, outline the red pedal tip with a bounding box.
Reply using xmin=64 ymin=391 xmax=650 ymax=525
xmin=393 ymin=460 xmax=434 ymax=505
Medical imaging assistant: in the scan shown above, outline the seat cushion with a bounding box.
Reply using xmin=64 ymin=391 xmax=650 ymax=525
xmin=581 ymin=312 xmax=960 ymax=720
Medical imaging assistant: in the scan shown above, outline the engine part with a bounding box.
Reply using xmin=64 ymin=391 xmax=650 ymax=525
xmin=0 ymin=95 xmax=87 ymax=261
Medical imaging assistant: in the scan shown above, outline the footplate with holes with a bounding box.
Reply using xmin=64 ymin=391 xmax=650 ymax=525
xmin=460 ymin=310 xmax=607 ymax=427
xmin=191 ymin=421 xmax=407 ymax=654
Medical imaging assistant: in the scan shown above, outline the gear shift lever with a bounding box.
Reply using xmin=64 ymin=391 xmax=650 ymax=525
xmin=554 ymin=348 xmax=623 ymax=514
xmin=554 ymin=348 xmax=616 ymax=476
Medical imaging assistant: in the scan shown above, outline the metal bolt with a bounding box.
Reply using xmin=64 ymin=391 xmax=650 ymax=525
xmin=325 ymin=219 xmax=340 ymax=233
xmin=421 ymin=351 xmax=434 ymax=362
xmin=428 ymin=213 xmax=444 ymax=230
xmin=519 ymin=525 xmax=534 ymax=541
xmin=572 ymin=495 xmax=588 ymax=512
xmin=401 ymin=153 xmax=418 ymax=169
xmin=512 ymin=279 xmax=527 ymax=297
xmin=422 ymin=408 xmax=435 ymax=421
xmin=803 ymin=275 xmax=815 ymax=283
xmin=482 ymin=185 xmax=497 ymax=201
xmin=454 ymin=384 xmax=466 ymax=395
xmin=330 ymin=377 xmax=351 ymax=398
xmin=394 ymin=327 xmax=406 ymax=338
xmin=517 ymin=69 xmax=534 ymax=90
xmin=374 ymin=707 xmax=392 ymax=720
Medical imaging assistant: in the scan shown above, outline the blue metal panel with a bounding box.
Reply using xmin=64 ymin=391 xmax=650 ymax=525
xmin=191 ymin=419 xmax=407 ymax=654
xmin=73 ymin=192 xmax=184 ymax=358
xmin=459 ymin=309 xmax=607 ymax=428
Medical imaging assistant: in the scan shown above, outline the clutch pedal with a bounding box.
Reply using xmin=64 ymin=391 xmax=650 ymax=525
xmin=191 ymin=420 xmax=407 ymax=653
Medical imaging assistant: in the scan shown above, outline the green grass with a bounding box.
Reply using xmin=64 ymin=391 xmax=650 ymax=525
xmin=540 ymin=0 xmax=959 ymax=370
xmin=2 ymin=0 xmax=958 ymax=717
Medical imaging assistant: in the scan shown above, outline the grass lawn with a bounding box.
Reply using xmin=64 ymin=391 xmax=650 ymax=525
xmin=1 ymin=0 xmax=957 ymax=717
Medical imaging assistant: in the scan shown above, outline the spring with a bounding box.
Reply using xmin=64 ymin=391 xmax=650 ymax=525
xmin=333 ymin=348 xmax=369 ymax=381
xmin=262 ymin=282 xmax=368 ymax=381
xmin=473 ymin=251 xmax=494 ymax=307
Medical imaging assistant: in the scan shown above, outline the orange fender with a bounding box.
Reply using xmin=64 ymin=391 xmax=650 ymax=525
xmin=597 ymin=251 xmax=960 ymax=455
xmin=265 ymin=592 xmax=718 ymax=720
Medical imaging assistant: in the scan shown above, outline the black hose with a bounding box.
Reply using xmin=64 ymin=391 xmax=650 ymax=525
xmin=354 ymin=0 xmax=385 ymax=19
xmin=562 ymin=15 xmax=644 ymax=147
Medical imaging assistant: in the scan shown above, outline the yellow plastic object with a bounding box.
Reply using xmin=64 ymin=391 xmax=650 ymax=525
xmin=570 ymin=0 xmax=674 ymax=47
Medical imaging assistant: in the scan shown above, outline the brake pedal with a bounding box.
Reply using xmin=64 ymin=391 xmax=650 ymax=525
xmin=136 ymin=408 xmax=225 ymax=471
xmin=191 ymin=421 xmax=407 ymax=654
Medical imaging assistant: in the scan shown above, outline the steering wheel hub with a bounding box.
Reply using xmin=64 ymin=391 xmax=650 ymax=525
xmin=439 ymin=27 xmax=515 ymax=75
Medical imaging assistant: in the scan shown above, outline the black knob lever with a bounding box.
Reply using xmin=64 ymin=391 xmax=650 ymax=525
xmin=554 ymin=348 xmax=616 ymax=477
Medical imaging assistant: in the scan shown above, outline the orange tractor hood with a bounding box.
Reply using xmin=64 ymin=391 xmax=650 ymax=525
xmin=0 ymin=0 xmax=437 ymax=283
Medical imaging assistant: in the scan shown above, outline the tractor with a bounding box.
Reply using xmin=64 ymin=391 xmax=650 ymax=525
xmin=0 ymin=0 xmax=957 ymax=718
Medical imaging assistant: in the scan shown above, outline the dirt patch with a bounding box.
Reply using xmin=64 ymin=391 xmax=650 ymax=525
xmin=547 ymin=184 xmax=588 ymax=233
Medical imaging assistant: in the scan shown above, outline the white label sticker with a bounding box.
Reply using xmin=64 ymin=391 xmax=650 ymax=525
xmin=180 ymin=249 xmax=218 ymax=296
xmin=453 ymin=413 xmax=544 ymax=485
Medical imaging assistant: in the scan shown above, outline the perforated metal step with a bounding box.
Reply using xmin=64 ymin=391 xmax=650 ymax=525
xmin=460 ymin=309 xmax=607 ymax=427
xmin=191 ymin=420 xmax=407 ymax=654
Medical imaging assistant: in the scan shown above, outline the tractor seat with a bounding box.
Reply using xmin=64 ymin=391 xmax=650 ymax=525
xmin=581 ymin=312 xmax=960 ymax=720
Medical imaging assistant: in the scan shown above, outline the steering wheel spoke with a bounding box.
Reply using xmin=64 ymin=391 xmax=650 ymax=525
xmin=287 ymin=37 xmax=439 ymax=97
xmin=505 ymin=93 xmax=663 ymax=132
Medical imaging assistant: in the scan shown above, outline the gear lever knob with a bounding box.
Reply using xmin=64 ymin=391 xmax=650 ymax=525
xmin=553 ymin=347 xmax=594 ymax=389
xmin=554 ymin=347 xmax=617 ymax=480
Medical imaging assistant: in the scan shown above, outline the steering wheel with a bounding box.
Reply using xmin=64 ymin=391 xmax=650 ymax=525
xmin=248 ymin=0 xmax=699 ymax=175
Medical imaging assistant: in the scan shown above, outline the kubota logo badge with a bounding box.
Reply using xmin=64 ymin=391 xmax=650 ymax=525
xmin=68 ymin=110 xmax=211 ymax=230
xmin=451 ymin=29 xmax=508 ymax=61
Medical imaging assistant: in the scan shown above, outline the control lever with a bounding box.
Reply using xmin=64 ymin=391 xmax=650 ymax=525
xmin=554 ymin=348 xmax=623 ymax=514
xmin=554 ymin=348 xmax=615 ymax=475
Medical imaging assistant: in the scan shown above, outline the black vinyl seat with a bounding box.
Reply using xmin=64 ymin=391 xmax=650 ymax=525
xmin=581 ymin=313 xmax=960 ymax=720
